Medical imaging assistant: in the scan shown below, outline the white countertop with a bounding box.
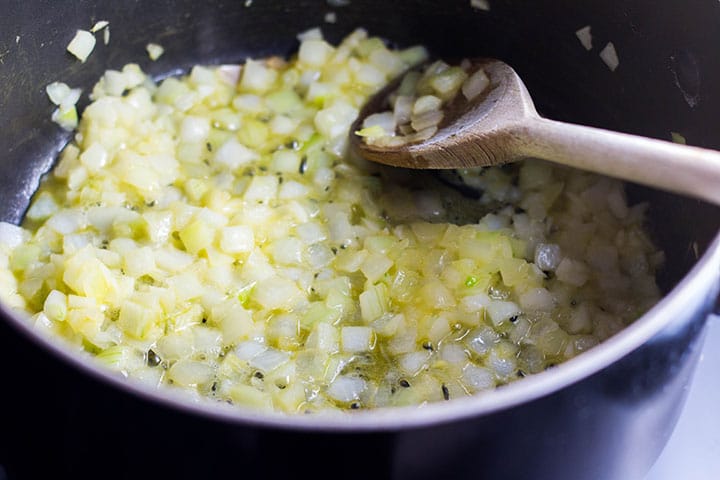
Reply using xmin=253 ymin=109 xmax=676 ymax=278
xmin=646 ymin=315 xmax=720 ymax=479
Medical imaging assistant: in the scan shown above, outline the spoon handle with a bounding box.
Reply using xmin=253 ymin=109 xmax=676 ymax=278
xmin=517 ymin=117 xmax=720 ymax=206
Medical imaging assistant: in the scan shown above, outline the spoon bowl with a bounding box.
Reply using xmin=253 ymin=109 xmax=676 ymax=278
xmin=352 ymin=58 xmax=720 ymax=205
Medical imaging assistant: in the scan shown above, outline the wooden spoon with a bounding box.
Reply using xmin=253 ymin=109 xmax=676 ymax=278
xmin=351 ymin=58 xmax=720 ymax=205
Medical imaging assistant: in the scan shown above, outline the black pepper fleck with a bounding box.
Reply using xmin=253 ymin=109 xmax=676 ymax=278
xmin=399 ymin=379 xmax=410 ymax=388
xmin=146 ymin=349 xmax=161 ymax=367
xmin=442 ymin=384 xmax=450 ymax=401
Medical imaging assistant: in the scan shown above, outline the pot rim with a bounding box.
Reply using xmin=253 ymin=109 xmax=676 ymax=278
xmin=2 ymin=228 xmax=719 ymax=432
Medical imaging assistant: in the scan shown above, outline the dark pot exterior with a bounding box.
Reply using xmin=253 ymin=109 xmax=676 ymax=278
xmin=1 ymin=1 xmax=719 ymax=479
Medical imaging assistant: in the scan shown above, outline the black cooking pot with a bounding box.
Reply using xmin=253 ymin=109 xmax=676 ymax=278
xmin=1 ymin=1 xmax=719 ymax=479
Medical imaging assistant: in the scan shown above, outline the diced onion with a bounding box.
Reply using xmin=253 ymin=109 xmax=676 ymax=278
xmin=327 ymin=375 xmax=366 ymax=403
xmin=249 ymin=348 xmax=290 ymax=372
xmin=398 ymin=350 xmax=431 ymax=375
xmin=462 ymin=364 xmax=495 ymax=391
xmin=462 ymin=68 xmax=490 ymax=101
xmin=341 ymin=326 xmax=374 ymax=352
xmin=168 ymin=360 xmax=215 ymax=386
xmin=534 ymin=243 xmax=562 ymax=271
xmin=469 ymin=0 xmax=490 ymax=11
xmin=90 ymin=21 xmax=109 ymax=33
xmin=235 ymin=341 xmax=267 ymax=361
xmin=600 ymin=42 xmax=620 ymax=72
xmin=575 ymin=25 xmax=593 ymax=51
xmin=671 ymin=132 xmax=687 ymax=145
xmin=5 ymin=29 xmax=662 ymax=415
xmin=0 ymin=222 xmax=28 ymax=250
xmin=146 ymin=43 xmax=165 ymax=61
xmin=66 ymin=29 xmax=96 ymax=63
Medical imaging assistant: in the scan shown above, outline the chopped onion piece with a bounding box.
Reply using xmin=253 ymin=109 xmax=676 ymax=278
xmin=463 ymin=364 xmax=495 ymax=391
xmin=410 ymin=109 xmax=443 ymax=131
xmin=168 ymin=360 xmax=215 ymax=386
xmin=361 ymin=112 xmax=396 ymax=136
xmin=46 ymin=82 xmax=71 ymax=105
xmin=406 ymin=125 xmax=438 ymax=143
xmin=355 ymin=125 xmax=386 ymax=139
xmin=299 ymin=39 xmax=333 ymax=66
xmin=297 ymin=27 xmax=323 ymax=42
xmin=341 ymin=326 xmax=374 ymax=352
xmin=440 ymin=344 xmax=468 ymax=364
xmin=90 ymin=21 xmax=109 ymax=33
xmin=518 ymin=288 xmax=555 ymax=311
xmin=575 ymin=25 xmax=593 ymax=51
xmin=249 ymin=348 xmax=290 ymax=372
xmin=467 ymin=326 xmax=499 ymax=355
xmin=327 ymin=375 xmax=366 ymax=403
xmin=214 ymin=138 xmax=259 ymax=169
xmin=486 ymin=301 xmax=521 ymax=326
xmin=393 ymin=95 xmax=413 ymax=124
xmin=398 ymin=350 xmax=431 ymax=375
xmin=412 ymin=95 xmax=442 ymax=115
xmin=220 ymin=226 xmax=255 ymax=254
xmin=218 ymin=65 xmax=242 ymax=86
xmin=600 ymin=42 xmax=619 ymax=72
xmin=240 ymin=59 xmax=278 ymax=93
xmin=534 ymin=243 xmax=562 ymax=271
xmin=51 ymin=106 xmax=79 ymax=131
xmin=327 ymin=0 xmax=351 ymax=7
xmin=671 ymin=131 xmax=686 ymax=144
xmin=462 ymin=69 xmax=490 ymax=101
xmin=470 ymin=0 xmax=490 ymax=11
xmin=235 ymin=341 xmax=267 ymax=361
xmin=0 ymin=222 xmax=28 ymax=249
xmin=146 ymin=43 xmax=165 ymax=61
xmin=66 ymin=29 xmax=96 ymax=63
